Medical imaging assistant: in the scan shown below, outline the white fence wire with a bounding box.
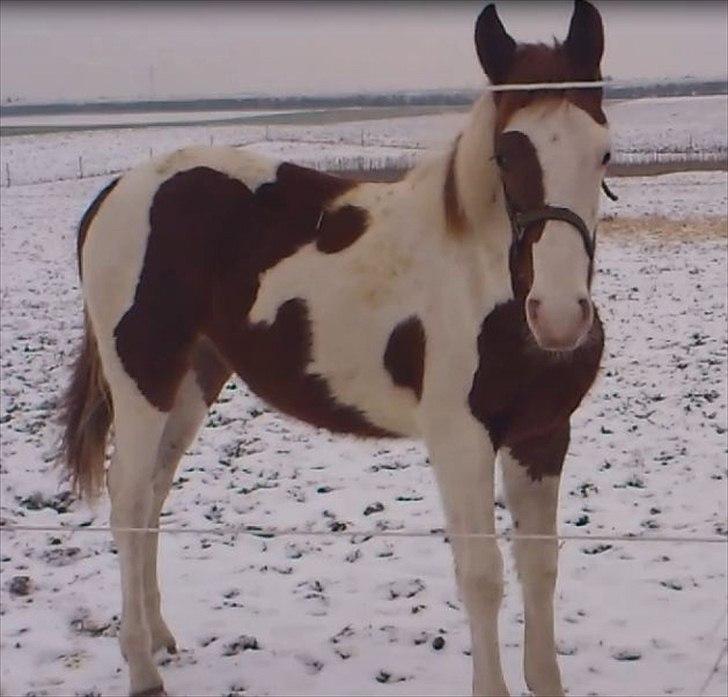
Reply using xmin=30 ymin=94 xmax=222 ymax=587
xmin=1 ymin=521 xmax=727 ymax=545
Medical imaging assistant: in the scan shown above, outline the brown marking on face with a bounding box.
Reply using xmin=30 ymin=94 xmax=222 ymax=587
xmin=190 ymin=338 xmax=231 ymax=406
xmin=495 ymin=130 xmax=546 ymax=299
xmin=77 ymin=177 xmax=119 ymax=277
xmin=114 ymin=164 xmax=392 ymax=437
xmin=468 ymin=299 xmax=604 ymax=480
xmin=444 ymin=137 xmax=467 ymax=236
xmin=383 ymin=316 xmax=426 ymax=400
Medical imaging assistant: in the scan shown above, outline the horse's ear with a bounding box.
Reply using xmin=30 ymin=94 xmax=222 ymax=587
xmin=475 ymin=4 xmax=517 ymax=85
xmin=564 ymin=0 xmax=604 ymax=76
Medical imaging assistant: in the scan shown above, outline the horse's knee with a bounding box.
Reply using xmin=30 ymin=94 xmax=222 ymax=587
xmin=455 ymin=542 xmax=504 ymax=604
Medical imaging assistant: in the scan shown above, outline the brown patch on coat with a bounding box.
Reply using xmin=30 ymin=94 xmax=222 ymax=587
xmin=383 ymin=316 xmax=426 ymax=400
xmin=444 ymin=137 xmax=467 ymax=235
xmin=468 ymin=299 xmax=603 ymax=480
xmin=316 ymin=205 xmax=370 ymax=253
xmin=493 ymin=44 xmax=606 ymax=133
xmin=114 ymin=164 xmax=393 ymax=437
xmin=77 ymin=177 xmax=119 ymax=277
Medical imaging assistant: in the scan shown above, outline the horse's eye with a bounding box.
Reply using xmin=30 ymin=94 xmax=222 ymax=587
xmin=495 ymin=153 xmax=507 ymax=168
xmin=602 ymin=151 xmax=611 ymax=166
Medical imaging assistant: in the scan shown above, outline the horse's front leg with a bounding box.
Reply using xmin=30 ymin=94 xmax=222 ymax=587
xmin=425 ymin=414 xmax=509 ymax=697
xmin=500 ymin=426 xmax=569 ymax=697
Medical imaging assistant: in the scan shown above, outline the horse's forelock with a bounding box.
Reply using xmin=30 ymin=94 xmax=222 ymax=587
xmin=493 ymin=42 xmax=606 ymax=132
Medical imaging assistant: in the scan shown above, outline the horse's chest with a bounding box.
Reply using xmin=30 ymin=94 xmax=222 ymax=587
xmin=468 ymin=300 xmax=604 ymax=449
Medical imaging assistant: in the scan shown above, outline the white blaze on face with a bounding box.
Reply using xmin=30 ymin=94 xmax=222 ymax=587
xmin=505 ymin=100 xmax=610 ymax=351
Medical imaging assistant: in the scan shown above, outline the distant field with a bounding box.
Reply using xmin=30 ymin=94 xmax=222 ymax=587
xmin=1 ymin=95 xmax=725 ymax=188
xmin=0 ymin=104 xmax=471 ymax=137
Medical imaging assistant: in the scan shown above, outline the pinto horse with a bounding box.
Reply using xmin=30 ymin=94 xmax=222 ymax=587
xmin=61 ymin=2 xmax=610 ymax=695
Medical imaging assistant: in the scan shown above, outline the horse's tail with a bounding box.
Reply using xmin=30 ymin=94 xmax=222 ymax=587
xmin=60 ymin=313 xmax=113 ymax=499
xmin=59 ymin=178 xmax=119 ymax=500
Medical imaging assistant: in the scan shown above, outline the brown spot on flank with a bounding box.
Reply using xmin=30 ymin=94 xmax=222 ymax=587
xmin=114 ymin=164 xmax=391 ymax=437
xmin=384 ymin=317 xmax=426 ymax=400
xmin=444 ymin=138 xmax=467 ymax=235
xmin=468 ymin=299 xmax=603 ymax=480
xmin=77 ymin=177 xmax=119 ymax=278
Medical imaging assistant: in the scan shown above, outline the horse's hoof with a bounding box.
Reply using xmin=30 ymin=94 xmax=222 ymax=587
xmin=131 ymin=685 xmax=166 ymax=697
xmin=166 ymin=641 xmax=177 ymax=655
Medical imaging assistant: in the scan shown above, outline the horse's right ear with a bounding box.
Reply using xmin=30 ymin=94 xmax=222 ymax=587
xmin=475 ymin=4 xmax=517 ymax=85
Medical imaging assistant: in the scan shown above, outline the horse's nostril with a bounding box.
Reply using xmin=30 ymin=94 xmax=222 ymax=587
xmin=527 ymin=298 xmax=541 ymax=320
xmin=578 ymin=297 xmax=592 ymax=321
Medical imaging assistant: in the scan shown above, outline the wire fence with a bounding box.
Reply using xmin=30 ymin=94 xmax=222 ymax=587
xmin=1 ymin=521 xmax=726 ymax=546
xmin=2 ymin=142 xmax=725 ymax=189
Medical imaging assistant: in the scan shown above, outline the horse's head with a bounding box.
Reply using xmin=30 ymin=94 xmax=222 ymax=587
xmin=476 ymin=0 xmax=609 ymax=352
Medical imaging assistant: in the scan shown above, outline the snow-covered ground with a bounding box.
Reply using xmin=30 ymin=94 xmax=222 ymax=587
xmin=1 ymin=94 xmax=726 ymax=187
xmin=0 ymin=142 xmax=726 ymax=696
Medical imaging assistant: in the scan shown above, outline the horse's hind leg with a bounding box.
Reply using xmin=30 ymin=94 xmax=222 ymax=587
xmin=143 ymin=342 xmax=231 ymax=655
xmin=107 ymin=382 xmax=170 ymax=696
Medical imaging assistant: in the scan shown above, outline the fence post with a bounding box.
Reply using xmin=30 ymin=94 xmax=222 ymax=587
xmin=78 ymin=156 xmax=84 ymax=179
xmin=5 ymin=162 xmax=10 ymax=188
xmin=149 ymin=147 xmax=154 ymax=160
xmin=209 ymin=134 xmax=214 ymax=147
xmin=265 ymin=126 xmax=270 ymax=141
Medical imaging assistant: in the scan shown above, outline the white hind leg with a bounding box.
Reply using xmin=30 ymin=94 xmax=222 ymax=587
xmin=107 ymin=386 xmax=168 ymax=696
xmin=144 ymin=351 xmax=229 ymax=655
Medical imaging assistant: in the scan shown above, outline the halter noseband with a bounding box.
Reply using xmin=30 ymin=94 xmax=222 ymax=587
xmin=505 ymin=180 xmax=618 ymax=263
xmin=507 ymin=203 xmax=596 ymax=259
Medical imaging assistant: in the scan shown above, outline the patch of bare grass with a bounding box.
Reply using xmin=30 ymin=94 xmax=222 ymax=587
xmin=599 ymin=215 xmax=727 ymax=241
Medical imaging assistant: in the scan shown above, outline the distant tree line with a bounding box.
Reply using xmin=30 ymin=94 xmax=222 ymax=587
xmin=2 ymin=80 xmax=725 ymax=116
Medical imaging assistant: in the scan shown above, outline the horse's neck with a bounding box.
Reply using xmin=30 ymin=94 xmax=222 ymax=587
xmin=402 ymin=94 xmax=509 ymax=244
xmin=385 ymin=95 xmax=513 ymax=319
xmin=452 ymin=94 xmax=509 ymax=239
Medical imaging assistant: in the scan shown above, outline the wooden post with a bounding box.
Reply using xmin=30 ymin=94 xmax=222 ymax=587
xmin=78 ymin=156 xmax=83 ymax=179
xmin=4 ymin=162 xmax=10 ymax=188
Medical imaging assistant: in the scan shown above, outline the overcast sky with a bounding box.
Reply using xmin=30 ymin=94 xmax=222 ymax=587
xmin=1 ymin=1 xmax=726 ymax=104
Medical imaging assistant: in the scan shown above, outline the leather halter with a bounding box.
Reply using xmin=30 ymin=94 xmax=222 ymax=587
xmin=505 ymin=180 xmax=618 ymax=263
xmin=506 ymin=202 xmax=597 ymax=259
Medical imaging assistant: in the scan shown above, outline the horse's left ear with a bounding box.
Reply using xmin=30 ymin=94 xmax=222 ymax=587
xmin=475 ymin=4 xmax=517 ymax=85
xmin=564 ymin=0 xmax=604 ymax=76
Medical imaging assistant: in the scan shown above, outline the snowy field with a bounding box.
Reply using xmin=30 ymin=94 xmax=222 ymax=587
xmin=0 ymin=108 xmax=321 ymax=130
xmin=1 ymin=95 xmax=726 ymax=187
xmin=0 ymin=120 xmax=727 ymax=697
